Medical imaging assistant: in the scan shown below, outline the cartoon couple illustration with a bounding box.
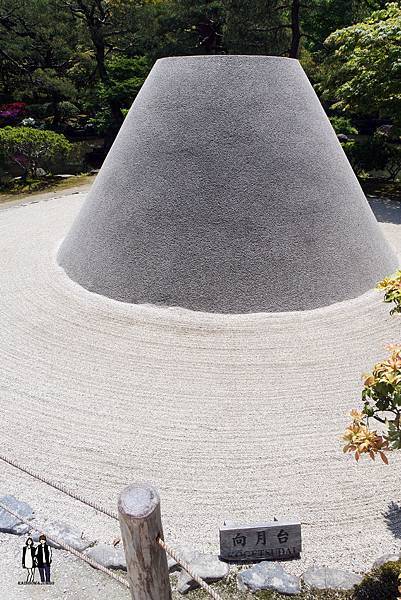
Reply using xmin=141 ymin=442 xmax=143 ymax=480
xmin=22 ymin=534 xmax=52 ymax=583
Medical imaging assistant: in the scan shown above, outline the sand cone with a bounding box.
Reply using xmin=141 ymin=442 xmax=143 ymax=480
xmin=58 ymin=55 xmax=397 ymax=313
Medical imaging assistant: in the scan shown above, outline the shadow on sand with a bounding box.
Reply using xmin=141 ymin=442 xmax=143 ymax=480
xmin=383 ymin=501 xmax=401 ymax=539
xmin=368 ymin=197 xmax=401 ymax=225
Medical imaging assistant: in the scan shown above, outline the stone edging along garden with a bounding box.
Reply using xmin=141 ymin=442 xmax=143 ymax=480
xmin=1 ymin=494 xmax=400 ymax=596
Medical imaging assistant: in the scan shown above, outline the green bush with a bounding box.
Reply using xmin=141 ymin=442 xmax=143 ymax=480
xmin=0 ymin=126 xmax=71 ymax=179
xmin=320 ymin=3 xmax=401 ymax=128
xmin=89 ymin=55 xmax=152 ymax=134
xmin=342 ymin=138 xmax=389 ymax=178
xmin=377 ymin=270 xmax=401 ymax=316
xmin=383 ymin=142 xmax=401 ymax=182
xmin=353 ymin=559 xmax=401 ymax=600
xmin=329 ymin=116 xmax=358 ymax=136
xmin=344 ymin=137 xmax=401 ymax=181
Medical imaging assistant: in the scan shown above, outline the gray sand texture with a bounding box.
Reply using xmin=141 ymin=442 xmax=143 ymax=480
xmin=1 ymin=56 xmax=401 ymax=598
xmin=58 ymin=55 xmax=397 ymax=313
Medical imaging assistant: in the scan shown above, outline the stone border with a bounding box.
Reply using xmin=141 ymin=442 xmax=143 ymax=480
xmin=2 ymin=494 xmax=400 ymax=596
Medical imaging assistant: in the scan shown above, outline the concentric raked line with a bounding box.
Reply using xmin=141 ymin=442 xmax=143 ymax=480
xmin=1 ymin=192 xmax=401 ymax=576
xmin=0 ymin=500 xmax=129 ymax=589
xmin=0 ymin=453 xmax=224 ymax=600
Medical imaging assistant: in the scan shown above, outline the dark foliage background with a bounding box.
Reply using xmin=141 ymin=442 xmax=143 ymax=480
xmin=0 ymin=0 xmax=400 ymax=192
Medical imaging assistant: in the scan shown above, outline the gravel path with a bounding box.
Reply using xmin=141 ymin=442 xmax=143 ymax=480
xmin=0 ymin=191 xmax=400 ymax=598
xmin=0 ymin=531 xmax=130 ymax=600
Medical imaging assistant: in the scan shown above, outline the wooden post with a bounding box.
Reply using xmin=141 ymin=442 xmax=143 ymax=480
xmin=118 ymin=483 xmax=171 ymax=600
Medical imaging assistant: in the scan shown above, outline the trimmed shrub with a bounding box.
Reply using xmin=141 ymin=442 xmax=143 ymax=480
xmin=0 ymin=126 xmax=71 ymax=179
xmin=353 ymin=559 xmax=401 ymax=600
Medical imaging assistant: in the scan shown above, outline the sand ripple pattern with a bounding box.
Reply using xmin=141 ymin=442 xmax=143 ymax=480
xmin=0 ymin=194 xmax=400 ymax=574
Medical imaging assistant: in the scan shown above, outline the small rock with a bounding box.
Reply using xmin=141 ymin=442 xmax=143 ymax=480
xmin=169 ymin=544 xmax=202 ymax=573
xmin=85 ymin=543 xmax=126 ymax=570
xmin=177 ymin=554 xmax=229 ymax=594
xmin=0 ymin=495 xmax=34 ymax=534
xmin=303 ymin=566 xmax=362 ymax=590
xmin=176 ymin=544 xmax=202 ymax=563
xmin=237 ymin=562 xmax=301 ymax=595
xmin=31 ymin=520 xmax=93 ymax=552
xmin=12 ymin=522 xmax=30 ymax=535
xmin=372 ymin=554 xmax=400 ymax=569
xmin=168 ymin=556 xmax=180 ymax=573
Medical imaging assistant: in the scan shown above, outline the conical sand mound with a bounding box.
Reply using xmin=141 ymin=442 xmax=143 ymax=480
xmin=58 ymin=55 xmax=397 ymax=313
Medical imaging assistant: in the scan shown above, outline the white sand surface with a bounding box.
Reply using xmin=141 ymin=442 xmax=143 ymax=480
xmin=0 ymin=192 xmax=400 ymax=598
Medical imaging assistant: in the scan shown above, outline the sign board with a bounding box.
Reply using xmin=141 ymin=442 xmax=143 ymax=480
xmin=219 ymin=519 xmax=301 ymax=562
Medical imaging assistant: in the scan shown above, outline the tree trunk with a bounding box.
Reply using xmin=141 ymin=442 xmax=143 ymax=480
xmin=91 ymin=26 xmax=124 ymax=151
xmin=289 ymin=0 xmax=301 ymax=58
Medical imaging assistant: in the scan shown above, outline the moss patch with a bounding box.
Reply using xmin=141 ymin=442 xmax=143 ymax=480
xmin=353 ymin=559 xmax=401 ymax=600
xmin=170 ymin=569 xmax=353 ymax=599
xmin=0 ymin=173 xmax=95 ymax=204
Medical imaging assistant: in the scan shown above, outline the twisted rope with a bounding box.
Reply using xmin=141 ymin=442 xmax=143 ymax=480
xmin=0 ymin=454 xmax=224 ymax=600
xmin=157 ymin=537 xmax=223 ymax=600
xmin=0 ymin=454 xmax=118 ymax=518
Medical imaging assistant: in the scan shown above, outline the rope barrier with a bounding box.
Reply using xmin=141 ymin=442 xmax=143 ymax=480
xmin=157 ymin=537 xmax=224 ymax=600
xmin=0 ymin=501 xmax=130 ymax=589
xmin=0 ymin=454 xmax=118 ymax=519
xmin=0 ymin=453 xmax=224 ymax=600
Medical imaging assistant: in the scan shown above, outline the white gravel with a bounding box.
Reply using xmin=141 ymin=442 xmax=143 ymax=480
xmin=0 ymin=532 xmax=130 ymax=600
xmin=0 ymin=191 xmax=400 ymax=598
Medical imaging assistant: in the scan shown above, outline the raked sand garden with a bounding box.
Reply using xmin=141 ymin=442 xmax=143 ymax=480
xmin=0 ymin=188 xmax=400 ymax=599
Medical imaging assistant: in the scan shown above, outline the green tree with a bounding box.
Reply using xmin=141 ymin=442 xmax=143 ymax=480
xmin=301 ymin=0 xmax=387 ymax=54
xmin=60 ymin=0 xmax=144 ymax=146
xmin=0 ymin=1 xmax=147 ymax=134
xmin=319 ymin=2 xmax=401 ymax=125
xmin=1 ymin=0 xmax=396 ymax=154
xmin=0 ymin=0 xmax=81 ymax=126
xmin=133 ymin=0 xmax=224 ymax=59
xmin=222 ymin=0 xmax=382 ymax=60
xmin=0 ymin=126 xmax=71 ymax=179
xmin=222 ymin=0 xmax=289 ymax=56
xmin=90 ymin=55 xmax=152 ymax=133
xmin=329 ymin=115 xmax=358 ymax=135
